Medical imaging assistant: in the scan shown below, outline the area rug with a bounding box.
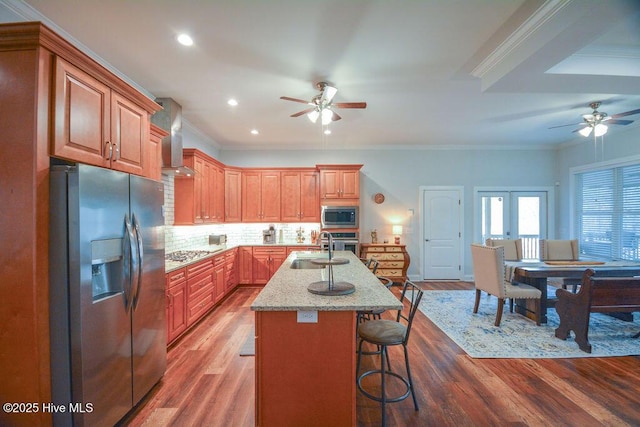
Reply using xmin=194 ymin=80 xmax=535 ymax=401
xmin=418 ymin=290 xmax=640 ymax=358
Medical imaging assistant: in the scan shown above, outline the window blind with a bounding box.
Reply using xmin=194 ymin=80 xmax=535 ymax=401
xmin=575 ymin=163 xmax=640 ymax=261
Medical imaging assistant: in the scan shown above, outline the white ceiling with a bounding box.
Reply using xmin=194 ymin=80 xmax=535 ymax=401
xmin=5 ymin=0 xmax=640 ymax=150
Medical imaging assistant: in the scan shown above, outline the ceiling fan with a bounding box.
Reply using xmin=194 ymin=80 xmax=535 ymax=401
xmin=549 ymin=101 xmax=640 ymax=137
xmin=280 ymin=82 xmax=367 ymax=125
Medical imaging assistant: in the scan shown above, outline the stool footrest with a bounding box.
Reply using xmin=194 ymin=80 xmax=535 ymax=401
xmin=357 ymin=369 xmax=411 ymax=404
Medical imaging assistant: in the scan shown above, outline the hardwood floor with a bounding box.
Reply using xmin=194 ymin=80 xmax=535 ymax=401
xmin=121 ymin=282 xmax=640 ymax=426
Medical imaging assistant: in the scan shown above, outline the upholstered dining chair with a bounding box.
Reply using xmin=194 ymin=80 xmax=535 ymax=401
xmin=356 ymin=280 xmax=423 ymax=426
xmin=485 ymin=238 xmax=523 ymax=261
xmin=471 ymin=244 xmax=541 ymax=326
xmin=539 ymin=239 xmax=580 ymax=292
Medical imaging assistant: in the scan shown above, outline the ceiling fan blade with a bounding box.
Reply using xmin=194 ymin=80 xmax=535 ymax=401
xmin=280 ymin=96 xmax=311 ymax=104
xmin=611 ymin=108 xmax=640 ymax=119
xmin=331 ymin=111 xmax=342 ymax=122
xmin=333 ymin=102 xmax=367 ymax=109
xmin=607 ymin=119 xmax=634 ymax=126
xmin=290 ymin=107 xmax=316 ymax=118
xmin=548 ymin=122 xmax=585 ymax=129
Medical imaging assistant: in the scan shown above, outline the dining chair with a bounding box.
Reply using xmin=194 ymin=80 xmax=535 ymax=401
xmin=356 ymin=280 xmax=423 ymax=426
xmin=539 ymin=239 xmax=580 ymax=292
xmin=471 ymin=244 xmax=541 ymax=326
xmin=485 ymin=238 xmax=523 ymax=261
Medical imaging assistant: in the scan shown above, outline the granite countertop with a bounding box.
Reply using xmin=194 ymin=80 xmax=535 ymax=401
xmin=250 ymin=250 xmax=403 ymax=312
xmin=165 ymin=242 xmax=322 ymax=273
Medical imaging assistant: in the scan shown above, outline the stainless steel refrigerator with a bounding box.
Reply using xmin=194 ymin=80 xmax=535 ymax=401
xmin=50 ymin=163 xmax=166 ymax=426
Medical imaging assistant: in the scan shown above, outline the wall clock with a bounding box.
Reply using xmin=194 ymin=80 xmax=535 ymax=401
xmin=374 ymin=193 xmax=385 ymax=204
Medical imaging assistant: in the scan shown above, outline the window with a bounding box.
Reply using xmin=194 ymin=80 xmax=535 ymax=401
xmin=574 ymin=163 xmax=640 ymax=261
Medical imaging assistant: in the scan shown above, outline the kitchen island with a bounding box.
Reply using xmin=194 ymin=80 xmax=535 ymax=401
xmin=251 ymin=250 xmax=402 ymax=426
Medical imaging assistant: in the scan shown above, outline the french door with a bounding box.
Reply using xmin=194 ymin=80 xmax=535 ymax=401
xmin=478 ymin=191 xmax=548 ymax=259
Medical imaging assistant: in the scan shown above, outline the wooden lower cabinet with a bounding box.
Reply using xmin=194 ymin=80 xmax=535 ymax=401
xmin=252 ymin=247 xmax=287 ymax=285
xmin=224 ymin=248 xmax=238 ymax=293
xmin=186 ymin=258 xmax=216 ymax=326
xmin=213 ymin=255 xmax=226 ymax=303
xmin=238 ymin=246 xmax=254 ymax=284
xmin=359 ymin=243 xmax=410 ymax=284
xmin=255 ymin=310 xmax=356 ymax=425
xmin=166 ymin=268 xmax=187 ymax=344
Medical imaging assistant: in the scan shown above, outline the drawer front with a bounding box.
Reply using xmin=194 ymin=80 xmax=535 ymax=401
xmin=253 ymin=247 xmax=287 ymax=255
xmin=363 ymin=247 xmax=386 ymax=253
xmin=187 ymin=290 xmax=215 ymax=324
xmin=187 ymin=258 xmax=214 ymax=277
xmin=370 ymin=253 xmax=404 ymax=261
xmin=378 ymin=261 xmax=404 ymax=269
xmin=188 ymin=271 xmax=214 ymax=299
xmin=386 ymin=246 xmax=403 ymax=252
xmin=167 ymin=268 xmax=187 ymax=288
xmin=377 ymin=269 xmax=404 ymax=278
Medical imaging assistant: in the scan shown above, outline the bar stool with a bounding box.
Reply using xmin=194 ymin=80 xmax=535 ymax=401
xmin=355 ymin=280 xmax=423 ymax=426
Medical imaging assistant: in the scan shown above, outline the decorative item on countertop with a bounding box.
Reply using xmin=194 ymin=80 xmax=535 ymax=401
xmin=371 ymin=229 xmax=378 ymax=244
xmin=278 ymin=229 xmax=284 ymax=244
xmin=310 ymin=230 xmax=319 ymax=244
xmin=296 ymin=227 xmax=305 ymax=243
xmin=263 ymin=225 xmax=276 ymax=244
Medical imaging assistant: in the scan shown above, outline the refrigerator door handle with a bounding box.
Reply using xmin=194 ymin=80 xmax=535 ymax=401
xmin=131 ymin=213 xmax=143 ymax=309
xmin=123 ymin=214 xmax=137 ymax=312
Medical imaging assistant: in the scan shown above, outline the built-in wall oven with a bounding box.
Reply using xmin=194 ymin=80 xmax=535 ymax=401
xmin=321 ymin=232 xmax=359 ymax=255
xmin=321 ymin=206 xmax=359 ymax=229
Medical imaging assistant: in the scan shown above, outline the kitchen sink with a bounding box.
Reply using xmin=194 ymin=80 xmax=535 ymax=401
xmin=290 ymin=259 xmax=326 ymax=269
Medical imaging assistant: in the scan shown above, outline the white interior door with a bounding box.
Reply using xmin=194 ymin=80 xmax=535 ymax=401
xmin=422 ymin=188 xmax=462 ymax=280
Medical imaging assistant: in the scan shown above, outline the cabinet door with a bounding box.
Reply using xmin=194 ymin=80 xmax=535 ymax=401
xmin=340 ymin=169 xmax=360 ymax=199
xmin=252 ymin=253 xmax=271 ymax=285
xmin=300 ymin=171 xmax=320 ymax=221
xmin=269 ymin=252 xmax=287 ymax=276
xmin=242 ymin=171 xmax=262 ymax=222
xmin=212 ymin=165 xmax=225 ymax=222
xmin=281 ymin=171 xmax=301 ymax=222
xmin=319 ymin=170 xmax=340 ymax=199
xmin=53 ymin=57 xmax=110 ymax=167
xmin=213 ymin=259 xmax=225 ymax=303
xmin=167 ymin=282 xmax=187 ymax=344
xmin=110 ymin=91 xmax=147 ymax=175
xmin=225 ymin=169 xmax=242 ymax=222
xmin=194 ymin=156 xmax=206 ymax=223
xmin=261 ymin=171 xmax=281 ymax=222
xmin=239 ymin=247 xmax=253 ymax=284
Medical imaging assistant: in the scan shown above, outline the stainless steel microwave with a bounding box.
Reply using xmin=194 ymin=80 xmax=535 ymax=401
xmin=321 ymin=206 xmax=359 ymax=229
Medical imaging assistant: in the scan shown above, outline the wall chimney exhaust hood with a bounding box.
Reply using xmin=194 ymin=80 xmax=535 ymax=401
xmin=151 ymin=97 xmax=196 ymax=176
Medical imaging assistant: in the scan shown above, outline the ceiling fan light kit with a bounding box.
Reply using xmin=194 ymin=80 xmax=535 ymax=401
xmin=281 ymin=81 xmax=366 ymax=126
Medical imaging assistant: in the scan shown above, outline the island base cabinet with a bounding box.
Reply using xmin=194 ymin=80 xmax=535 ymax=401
xmin=255 ymin=310 xmax=356 ymax=426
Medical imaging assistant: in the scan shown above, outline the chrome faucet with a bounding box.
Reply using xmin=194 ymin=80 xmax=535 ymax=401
xmin=320 ymin=231 xmax=334 ymax=261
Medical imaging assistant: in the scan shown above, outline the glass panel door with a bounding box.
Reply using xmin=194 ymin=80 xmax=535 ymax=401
xmin=479 ymin=191 xmax=547 ymax=259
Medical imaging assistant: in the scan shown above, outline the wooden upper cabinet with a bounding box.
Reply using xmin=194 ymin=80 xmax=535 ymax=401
xmin=53 ymin=57 xmax=150 ymax=176
xmin=281 ymin=169 xmax=319 ymax=222
xmin=318 ymin=165 xmax=362 ymax=201
xmin=174 ymin=149 xmax=225 ymax=225
xmin=148 ymin=124 xmax=167 ymax=181
xmin=242 ymin=170 xmax=281 ymax=222
xmin=225 ymin=168 xmax=242 ymax=222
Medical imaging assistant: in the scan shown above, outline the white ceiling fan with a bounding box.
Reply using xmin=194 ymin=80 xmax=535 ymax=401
xmin=550 ymin=101 xmax=640 ymax=137
xmin=280 ymin=82 xmax=367 ymax=125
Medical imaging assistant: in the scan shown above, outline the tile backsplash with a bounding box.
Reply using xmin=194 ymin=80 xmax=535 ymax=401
xmin=162 ymin=174 xmax=320 ymax=253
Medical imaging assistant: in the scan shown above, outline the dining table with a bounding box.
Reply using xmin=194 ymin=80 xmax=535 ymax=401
xmin=505 ymin=260 xmax=640 ymax=323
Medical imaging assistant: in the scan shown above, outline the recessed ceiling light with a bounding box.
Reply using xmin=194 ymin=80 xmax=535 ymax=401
xmin=176 ymin=33 xmax=194 ymax=46
xmin=228 ymin=99 xmax=238 ymax=106
xmin=324 ymin=129 xmax=332 ymax=135
xmin=251 ymin=129 xmax=259 ymax=135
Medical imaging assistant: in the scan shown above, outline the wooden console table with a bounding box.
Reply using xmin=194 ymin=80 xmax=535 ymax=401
xmin=360 ymin=243 xmax=410 ymax=284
